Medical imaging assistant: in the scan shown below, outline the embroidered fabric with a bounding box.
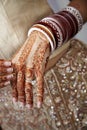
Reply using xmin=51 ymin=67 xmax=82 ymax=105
xmin=0 ymin=39 xmax=87 ymax=130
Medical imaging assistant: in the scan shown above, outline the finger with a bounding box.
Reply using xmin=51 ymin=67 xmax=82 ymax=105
xmin=0 ymin=81 xmax=10 ymax=89
xmin=17 ymin=69 xmax=25 ymax=106
xmin=0 ymin=60 xmax=12 ymax=67
xmin=0 ymin=74 xmax=14 ymax=82
xmin=35 ymin=70 xmax=44 ymax=108
xmin=0 ymin=67 xmax=13 ymax=74
xmin=25 ymin=68 xmax=34 ymax=109
xmin=11 ymin=73 xmax=18 ymax=103
xmin=34 ymin=42 xmax=50 ymax=108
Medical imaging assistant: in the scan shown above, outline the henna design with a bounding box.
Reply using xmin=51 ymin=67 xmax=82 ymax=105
xmin=25 ymin=68 xmax=34 ymax=108
xmin=34 ymin=34 xmax=50 ymax=107
xmin=12 ymin=31 xmax=39 ymax=70
xmin=11 ymin=31 xmax=41 ymax=103
xmin=0 ymin=60 xmax=14 ymax=88
xmin=0 ymin=67 xmax=13 ymax=74
xmin=24 ymin=31 xmax=44 ymax=106
xmin=0 ymin=81 xmax=10 ymax=88
xmin=17 ymin=69 xmax=25 ymax=103
xmin=24 ymin=31 xmax=50 ymax=108
xmin=11 ymin=30 xmax=50 ymax=107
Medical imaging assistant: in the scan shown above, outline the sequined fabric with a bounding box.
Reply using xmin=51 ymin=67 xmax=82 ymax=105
xmin=0 ymin=39 xmax=87 ymax=130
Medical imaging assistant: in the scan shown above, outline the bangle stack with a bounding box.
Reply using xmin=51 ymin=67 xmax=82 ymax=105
xmin=28 ymin=6 xmax=83 ymax=52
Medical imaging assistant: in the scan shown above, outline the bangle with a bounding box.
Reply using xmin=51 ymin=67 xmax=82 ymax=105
xmin=28 ymin=6 xmax=83 ymax=52
xmin=28 ymin=24 xmax=56 ymax=52
xmin=41 ymin=17 xmax=63 ymax=47
xmin=63 ymin=6 xmax=83 ymax=31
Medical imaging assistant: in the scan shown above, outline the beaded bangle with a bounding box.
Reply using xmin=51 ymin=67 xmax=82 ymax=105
xmin=63 ymin=6 xmax=83 ymax=31
xmin=41 ymin=17 xmax=63 ymax=47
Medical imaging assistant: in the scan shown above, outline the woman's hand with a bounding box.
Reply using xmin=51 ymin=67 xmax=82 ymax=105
xmin=0 ymin=59 xmax=14 ymax=88
xmin=12 ymin=31 xmax=50 ymax=108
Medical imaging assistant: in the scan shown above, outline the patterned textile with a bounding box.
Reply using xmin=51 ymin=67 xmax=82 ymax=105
xmin=0 ymin=39 xmax=87 ymax=130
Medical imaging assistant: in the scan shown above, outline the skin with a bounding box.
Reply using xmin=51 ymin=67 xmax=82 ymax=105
xmin=0 ymin=0 xmax=87 ymax=108
xmin=12 ymin=31 xmax=50 ymax=108
xmin=0 ymin=59 xmax=14 ymax=88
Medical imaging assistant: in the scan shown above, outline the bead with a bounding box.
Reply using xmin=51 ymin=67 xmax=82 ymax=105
xmin=83 ymin=89 xmax=87 ymax=93
xmin=44 ymin=96 xmax=52 ymax=106
xmin=51 ymin=106 xmax=54 ymax=109
xmin=55 ymin=97 xmax=61 ymax=103
xmin=76 ymin=118 xmax=79 ymax=122
xmin=56 ymin=121 xmax=61 ymax=127
xmin=74 ymin=89 xmax=77 ymax=93
xmin=65 ymin=89 xmax=69 ymax=93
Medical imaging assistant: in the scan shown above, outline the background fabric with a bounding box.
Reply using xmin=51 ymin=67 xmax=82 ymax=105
xmin=0 ymin=0 xmax=52 ymax=59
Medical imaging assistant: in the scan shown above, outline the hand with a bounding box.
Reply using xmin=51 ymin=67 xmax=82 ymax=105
xmin=0 ymin=59 xmax=14 ymax=88
xmin=12 ymin=30 xmax=50 ymax=108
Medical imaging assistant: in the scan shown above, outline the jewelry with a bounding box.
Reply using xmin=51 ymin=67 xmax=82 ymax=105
xmin=33 ymin=24 xmax=56 ymax=49
xmin=28 ymin=26 xmax=55 ymax=52
xmin=63 ymin=6 xmax=83 ymax=31
xmin=41 ymin=17 xmax=63 ymax=47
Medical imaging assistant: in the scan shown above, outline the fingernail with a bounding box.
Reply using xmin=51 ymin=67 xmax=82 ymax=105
xmin=18 ymin=102 xmax=24 ymax=109
xmin=37 ymin=101 xmax=42 ymax=108
xmin=7 ymin=68 xmax=13 ymax=73
xmin=7 ymin=74 xmax=13 ymax=79
xmin=12 ymin=98 xmax=17 ymax=104
xmin=12 ymin=99 xmax=19 ymax=110
xmin=4 ymin=81 xmax=10 ymax=86
xmin=4 ymin=61 xmax=11 ymax=66
xmin=26 ymin=104 xmax=32 ymax=109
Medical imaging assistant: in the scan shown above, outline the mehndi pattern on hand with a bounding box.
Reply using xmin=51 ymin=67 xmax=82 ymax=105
xmin=12 ymin=30 xmax=50 ymax=108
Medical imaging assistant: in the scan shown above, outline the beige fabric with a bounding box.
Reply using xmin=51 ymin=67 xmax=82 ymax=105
xmin=0 ymin=0 xmax=52 ymax=59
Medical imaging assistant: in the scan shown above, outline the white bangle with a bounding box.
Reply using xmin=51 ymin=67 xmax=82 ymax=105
xmin=28 ymin=27 xmax=55 ymax=52
xmin=33 ymin=24 xmax=56 ymax=49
